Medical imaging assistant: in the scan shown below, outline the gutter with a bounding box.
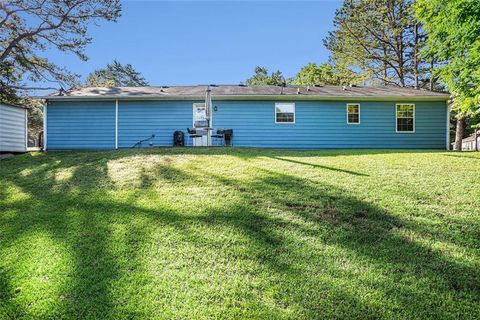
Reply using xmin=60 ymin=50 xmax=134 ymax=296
xmin=39 ymin=94 xmax=450 ymax=102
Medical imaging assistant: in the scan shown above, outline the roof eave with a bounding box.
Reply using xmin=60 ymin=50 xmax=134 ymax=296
xmin=40 ymin=94 xmax=450 ymax=102
xmin=213 ymin=95 xmax=450 ymax=102
xmin=0 ymin=101 xmax=26 ymax=109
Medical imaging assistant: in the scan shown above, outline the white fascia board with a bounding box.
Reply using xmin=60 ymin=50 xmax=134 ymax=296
xmin=40 ymin=95 xmax=450 ymax=102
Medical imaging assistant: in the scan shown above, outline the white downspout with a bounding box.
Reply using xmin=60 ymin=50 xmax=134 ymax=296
xmin=115 ymin=99 xmax=118 ymax=149
xmin=25 ymin=108 xmax=28 ymax=152
xmin=446 ymin=102 xmax=450 ymax=150
xmin=43 ymin=103 xmax=47 ymax=151
xmin=205 ymin=86 xmax=212 ymax=146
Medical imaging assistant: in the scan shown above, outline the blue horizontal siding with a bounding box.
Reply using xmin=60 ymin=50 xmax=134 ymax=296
xmin=46 ymin=99 xmax=447 ymax=150
xmin=47 ymin=101 xmax=115 ymax=150
xmin=212 ymin=101 xmax=447 ymax=149
xmin=118 ymin=101 xmax=193 ymax=148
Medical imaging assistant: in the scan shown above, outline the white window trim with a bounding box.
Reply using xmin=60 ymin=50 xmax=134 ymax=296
xmin=275 ymin=102 xmax=295 ymax=124
xmin=395 ymin=103 xmax=415 ymax=133
xmin=346 ymin=103 xmax=361 ymax=124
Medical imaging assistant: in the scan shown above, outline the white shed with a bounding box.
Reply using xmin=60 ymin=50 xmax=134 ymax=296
xmin=0 ymin=102 xmax=27 ymax=152
xmin=461 ymin=130 xmax=479 ymax=151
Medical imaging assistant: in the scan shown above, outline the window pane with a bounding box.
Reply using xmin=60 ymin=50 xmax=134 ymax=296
xmin=397 ymin=104 xmax=414 ymax=118
xmin=348 ymin=114 xmax=359 ymax=123
xmin=276 ymin=112 xmax=294 ymax=123
xmin=276 ymin=104 xmax=294 ymax=113
xmin=348 ymin=104 xmax=359 ymax=114
xmin=397 ymin=118 xmax=414 ymax=132
xmin=275 ymin=103 xmax=295 ymax=123
xmin=347 ymin=104 xmax=360 ymax=123
xmin=396 ymin=104 xmax=414 ymax=132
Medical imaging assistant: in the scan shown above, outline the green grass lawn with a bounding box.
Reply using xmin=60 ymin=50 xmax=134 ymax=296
xmin=0 ymin=148 xmax=479 ymax=319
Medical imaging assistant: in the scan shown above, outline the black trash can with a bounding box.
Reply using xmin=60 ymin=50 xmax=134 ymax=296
xmin=223 ymin=129 xmax=233 ymax=146
xmin=173 ymin=130 xmax=185 ymax=147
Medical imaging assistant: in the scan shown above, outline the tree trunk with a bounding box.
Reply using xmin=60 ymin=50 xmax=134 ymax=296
xmin=429 ymin=59 xmax=434 ymax=91
xmin=383 ymin=45 xmax=388 ymax=86
xmin=475 ymin=130 xmax=479 ymax=151
xmin=397 ymin=37 xmax=405 ymax=87
xmin=396 ymin=2 xmax=405 ymax=87
xmin=454 ymin=117 xmax=466 ymax=151
xmin=413 ymin=23 xmax=419 ymax=89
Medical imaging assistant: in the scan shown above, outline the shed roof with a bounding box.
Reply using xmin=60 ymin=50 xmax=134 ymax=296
xmin=462 ymin=131 xmax=480 ymax=143
xmin=42 ymin=85 xmax=450 ymax=101
xmin=0 ymin=101 xmax=26 ymax=109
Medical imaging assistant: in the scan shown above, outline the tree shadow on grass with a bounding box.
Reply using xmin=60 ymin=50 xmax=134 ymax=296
xmin=0 ymin=150 xmax=479 ymax=319
xmin=0 ymin=160 xmax=117 ymax=318
xmin=270 ymin=156 xmax=369 ymax=176
xmin=0 ymin=268 xmax=25 ymax=319
xmin=3 ymin=147 xmax=444 ymax=164
xmin=202 ymin=168 xmax=479 ymax=318
xmin=0 ymin=153 xmax=208 ymax=318
xmin=443 ymin=153 xmax=480 ymax=160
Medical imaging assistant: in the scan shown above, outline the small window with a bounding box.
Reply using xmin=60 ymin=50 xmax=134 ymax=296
xmin=275 ymin=103 xmax=295 ymax=123
xmin=396 ymin=104 xmax=415 ymax=133
xmin=347 ymin=104 xmax=360 ymax=124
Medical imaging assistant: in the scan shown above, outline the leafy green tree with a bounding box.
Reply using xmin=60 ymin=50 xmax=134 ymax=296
xmin=324 ymin=0 xmax=434 ymax=89
xmin=0 ymin=0 xmax=121 ymax=96
xmin=246 ymin=67 xmax=285 ymax=86
xmin=291 ymin=63 xmax=363 ymax=86
xmin=0 ymin=0 xmax=121 ymax=138
xmin=416 ymin=0 xmax=480 ymax=150
xmin=85 ymin=60 xmax=149 ymax=87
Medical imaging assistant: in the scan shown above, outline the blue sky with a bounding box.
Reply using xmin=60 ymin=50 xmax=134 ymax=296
xmin=55 ymin=0 xmax=341 ymax=85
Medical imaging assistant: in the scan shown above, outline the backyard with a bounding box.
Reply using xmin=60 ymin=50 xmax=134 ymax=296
xmin=0 ymin=148 xmax=479 ymax=319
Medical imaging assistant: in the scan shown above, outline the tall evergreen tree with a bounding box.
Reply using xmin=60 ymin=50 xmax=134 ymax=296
xmin=324 ymin=0 xmax=434 ymax=89
xmin=85 ymin=60 xmax=149 ymax=87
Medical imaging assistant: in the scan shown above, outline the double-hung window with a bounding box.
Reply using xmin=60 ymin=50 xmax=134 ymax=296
xmin=275 ymin=103 xmax=295 ymax=124
xmin=396 ymin=104 xmax=415 ymax=133
xmin=347 ymin=104 xmax=360 ymax=124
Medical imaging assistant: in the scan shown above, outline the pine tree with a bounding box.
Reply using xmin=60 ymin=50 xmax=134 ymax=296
xmin=85 ymin=61 xmax=149 ymax=87
xmin=324 ymin=0 xmax=434 ymax=89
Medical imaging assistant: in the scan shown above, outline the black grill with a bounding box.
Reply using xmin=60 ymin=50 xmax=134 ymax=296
xmin=173 ymin=131 xmax=184 ymax=147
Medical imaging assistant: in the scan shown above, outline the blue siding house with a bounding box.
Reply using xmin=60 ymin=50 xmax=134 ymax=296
xmin=42 ymin=85 xmax=450 ymax=150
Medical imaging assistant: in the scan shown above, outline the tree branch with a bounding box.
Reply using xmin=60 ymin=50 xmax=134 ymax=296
xmin=0 ymin=0 xmax=89 ymax=62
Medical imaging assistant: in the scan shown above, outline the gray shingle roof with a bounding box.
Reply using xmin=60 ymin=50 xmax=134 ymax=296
xmin=0 ymin=101 xmax=26 ymax=109
xmin=44 ymin=85 xmax=450 ymax=101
